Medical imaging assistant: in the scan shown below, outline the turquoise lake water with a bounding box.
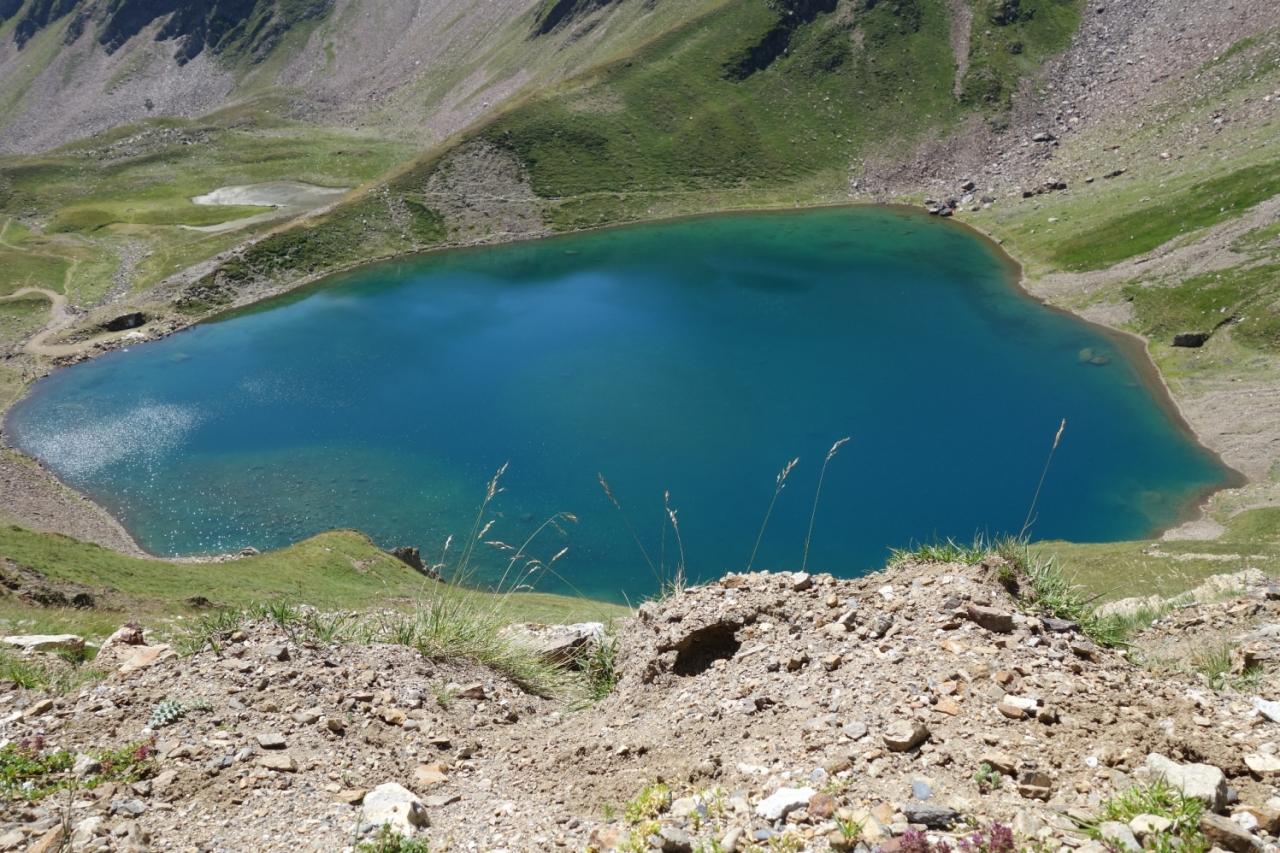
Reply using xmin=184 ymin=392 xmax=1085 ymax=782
xmin=5 ymin=208 xmax=1235 ymax=601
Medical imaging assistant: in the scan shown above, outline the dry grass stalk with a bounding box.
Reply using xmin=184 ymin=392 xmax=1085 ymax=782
xmin=802 ymin=437 xmax=850 ymax=573
xmin=747 ymin=456 xmax=800 ymax=571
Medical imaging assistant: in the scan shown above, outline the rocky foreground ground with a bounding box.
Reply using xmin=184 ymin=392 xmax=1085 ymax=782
xmin=4 ymin=558 xmax=1280 ymax=852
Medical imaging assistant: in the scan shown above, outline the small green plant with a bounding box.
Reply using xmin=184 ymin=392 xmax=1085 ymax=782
xmin=430 ymin=681 xmax=458 ymax=709
xmin=580 ymin=629 xmax=619 ymax=703
xmin=618 ymin=820 xmax=660 ymax=853
xmin=974 ymin=762 xmax=1003 ymax=793
xmin=304 ymin=610 xmax=360 ymax=644
xmin=176 ymin=608 xmax=247 ymax=654
xmin=993 ymin=539 xmax=1135 ymax=648
xmin=0 ymin=737 xmax=155 ymax=801
xmin=820 ymin=774 xmax=852 ymax=795
xmin=767 ymin=833 xmax=805 ymax=853
xmin=1090 ymin=780 xmax=1208 ymax=853
xmin=624 ymin=781 xmax=672 ymax=824
xmin=356 ymin=824 xmax=431 ymax=853
xmin=55 ymin=644 xmax=94 ymax=666
xmin=1192 ymin=642 xmax=1263 ymax=692
xmin=148 ymin=698 xmax=213 ymax=729
xmin=834 ymin=816 xmax=864 ymax=842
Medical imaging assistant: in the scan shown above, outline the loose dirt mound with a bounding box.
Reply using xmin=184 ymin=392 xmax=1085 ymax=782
xmin=4 ymin=560 xmax=1280 ymax=851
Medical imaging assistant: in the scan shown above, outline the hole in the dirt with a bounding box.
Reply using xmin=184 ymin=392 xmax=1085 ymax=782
xmin=672 ymin=623 xmax=742 ymax=676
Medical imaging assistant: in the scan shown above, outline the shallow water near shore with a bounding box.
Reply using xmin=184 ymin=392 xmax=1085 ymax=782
xmin=6 ymin=207 xmax=1235 ymax=602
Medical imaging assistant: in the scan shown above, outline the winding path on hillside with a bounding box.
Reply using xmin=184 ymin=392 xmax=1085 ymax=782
xmin=0 ymin=286 xmax=137 ymax=358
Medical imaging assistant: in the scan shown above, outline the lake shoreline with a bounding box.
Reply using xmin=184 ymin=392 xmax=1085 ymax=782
xmin=0 ymin=201 xmax=1254 ymax=574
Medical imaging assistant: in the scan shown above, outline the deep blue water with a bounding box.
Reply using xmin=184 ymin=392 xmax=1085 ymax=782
xmin=5 ymin=208 xmax=1234 ymax=602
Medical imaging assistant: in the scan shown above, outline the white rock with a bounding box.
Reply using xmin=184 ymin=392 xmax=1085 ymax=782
xmin=1245 ymin=753 xmax=1280 ymax=774
xmin=1129 ymin=814 xmax=1172 ymax=837
xmin=501 ymin=622 xmax=604 ymax=665
xmin=361 ymin=782 xmax=429 ymax=835
xmin=1254 ymin=697 xmax=1280 ymax=723
xmin=1097 ymin=822 xmax=1140 ymax=852
xmin=72 ymin=753 xmax=101 ymax=777
xmin=1145 ymin=753 xmax=1227 ymax=810
xmin=1 ymin=634 xmax=84 ymax=653
xmin=998 ymin=695 xmax=1039 ymax=719
xmin=755 ymin=786 xmax=815 ymax=821
xmin=70 ymin=816 xmax=105 ymax=851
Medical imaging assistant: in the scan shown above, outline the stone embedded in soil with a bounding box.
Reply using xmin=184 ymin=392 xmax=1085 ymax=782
xmin=1017 ymin=770 xmax=1053 ymax=801
xmin=413 ymin=763 xmax=448 ymax=787
xmin=658 ymin=825 xmax=694 ymax=852
xmin=1145 ymin=753 xmax=1227 ymax=811
xmin=501 ymin=622 xmax=604 ymax=665
xmin=903 ymin=804 xmax=960 ymax=829
xmin=966 ymin=605 xmax=1015 ymax=633
xmin=258 ymin=753 xmax=298 ymax=772
xmin=1200 ymin=813 xmax=1263 ymax=852
xmin=997 ymin=695 xmax=1038 ymax=719
xmin=1097 ymin=821 xmax=1141 ymax=851
xmin=808 ymin=791 xmax=836 ymax=819
xmin=361 ymin=783 xmax=429 ymax=835
xmin=118 ymin=644 xmax=173 ymax=674
xmin=1 ymin=634 xmax=85 ymax=653
xmin=457 ymin=683 xmax=486 ymax=700
xmin=255 ymin=733 xmax=286 ymax=749
xmin=883 ymin=720 xmax=930 ymax=752
xmin=1129 ymin=813 xmax=1172 ymax=837
xmin=1254 ymin=697 xmax=1280 ymax=723
xmin=755 ymin=787 xmax=815 ymax=821
xmin=1244 ymin=752 xmax=1280 ymax=775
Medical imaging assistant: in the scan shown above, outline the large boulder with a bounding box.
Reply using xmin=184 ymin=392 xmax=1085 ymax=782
xmin=360 ymin=783 xmax=429 ymax=836
xmin=102 ymin=312 xmax=148 ymax=332
xmin=1145 ymin=753 xmax=1227 ymax=811
xmin=1173 ymin=332 xmax=1211 ymax=348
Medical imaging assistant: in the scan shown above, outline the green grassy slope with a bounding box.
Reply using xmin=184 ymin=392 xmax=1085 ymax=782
xmin=974 ymin=29 xmax=1280 ymax=350
xmin=961 ymin=0 xmax=1081 ymax=109
xmin=0 ymin=106 xmax=417 ymax=305
xmin=1035 ymin=508 xmax=1280 ymax=602
xmin=193 ymin=0 xmax=1084 ymax=304
xmin=0 ymin=525 xmax=627 ymax=639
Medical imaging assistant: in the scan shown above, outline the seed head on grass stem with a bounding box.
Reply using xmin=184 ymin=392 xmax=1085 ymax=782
xmin=747 ymin=457 xmax=799 ymax=572
xmin=802 ymin=437 xmax=850 ymax=573
xmin=1019 ymin=419 xmax=1066 ymax=539
xmin=598 ymin=472 xmax=659 ymax=583
xmin=664 ymin=490 xmax=687 ymax=597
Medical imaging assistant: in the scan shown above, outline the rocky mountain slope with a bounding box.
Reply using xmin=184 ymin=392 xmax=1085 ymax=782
xmin=5 ymin=557 xmax=1280 ymax=851
xmin=0 ymin=0 xmax=727 ymax=154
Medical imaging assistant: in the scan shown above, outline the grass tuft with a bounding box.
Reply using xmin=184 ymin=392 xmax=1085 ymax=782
xmin=356 ymin=825 xmax=431 ymax=853
xmin=1088 ymin=780 xmax=1209 ymax=853
xmin=0 ymin=648 xmax=104 ymax=694
xmin=1191 ymin=641 xmax=1264 ymax=693
xmin=888 ymin=535 xmax=992 ymax=567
